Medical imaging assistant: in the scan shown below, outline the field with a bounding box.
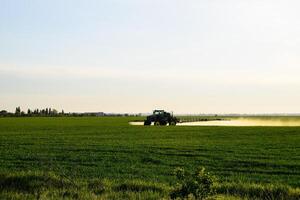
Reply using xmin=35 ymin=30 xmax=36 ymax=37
xmin=0 ymin=117 xmax=299 ymax=199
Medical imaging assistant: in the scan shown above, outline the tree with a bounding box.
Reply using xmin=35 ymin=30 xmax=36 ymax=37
xmin=0 ymin=110 xmax=8 ymax=116
xmin=52 ymin=109 xmax=58 ymax=115
xmin=20 ymin=111 xmax=25 ymax=116
xmin=36 ymin=109 xmax=40 ymax=115
xmin=15 ymin=107 xmax=21 ymax=116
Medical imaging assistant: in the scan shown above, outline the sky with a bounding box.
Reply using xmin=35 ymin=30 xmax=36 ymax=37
xmin=1 ymin=0 xmax=300 ymax=114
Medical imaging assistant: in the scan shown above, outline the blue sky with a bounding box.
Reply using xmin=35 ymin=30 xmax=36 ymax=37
xmin=1 ymin=0 xmax=300 ymax=113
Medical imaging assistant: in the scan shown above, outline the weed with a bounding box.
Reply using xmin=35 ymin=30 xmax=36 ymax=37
xmin=170 ymin=167 xmax=216 ymax=199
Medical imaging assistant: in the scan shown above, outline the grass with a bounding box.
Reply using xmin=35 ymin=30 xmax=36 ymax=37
xmin=0 ymin=171 xmax=169 ymax=200
xmin=0 ymin=116 xmax=299 ymax=199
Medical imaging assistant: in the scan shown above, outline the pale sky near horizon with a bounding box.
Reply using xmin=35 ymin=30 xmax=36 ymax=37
xmin=1 ymin=0 xmax=300 ymax=114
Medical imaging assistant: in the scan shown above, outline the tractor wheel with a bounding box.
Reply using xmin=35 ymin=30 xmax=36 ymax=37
xmin=144 ymin=120 xmax=151 ymax=126
xmin=154 ymin=121 xmax=160 ymax=126
xmin=169 ymin=121 xmax=176 ymax=126
xmin=160 ymin=121 xmax=167 ymax=126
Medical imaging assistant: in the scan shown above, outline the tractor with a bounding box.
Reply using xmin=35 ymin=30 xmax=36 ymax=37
xmin=144 ymin=110 xmax=179 ymax=126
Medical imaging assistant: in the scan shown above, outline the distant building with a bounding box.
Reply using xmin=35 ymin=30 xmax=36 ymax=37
xmin=95 ymin=112 xmax=105 ymax=116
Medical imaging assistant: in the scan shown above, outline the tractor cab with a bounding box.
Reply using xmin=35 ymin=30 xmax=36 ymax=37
xmin=153 ymin=110 xmax=166 ymax=115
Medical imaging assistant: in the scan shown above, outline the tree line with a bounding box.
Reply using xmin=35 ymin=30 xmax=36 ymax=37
xmin=0 ymin=107 xmax=140 ymax=117
xmin=0 ymin=107 xmax=65 ymax=117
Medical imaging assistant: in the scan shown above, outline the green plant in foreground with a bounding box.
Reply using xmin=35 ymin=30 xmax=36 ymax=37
xmin=170 ymin=167 xmax=216 ymax=200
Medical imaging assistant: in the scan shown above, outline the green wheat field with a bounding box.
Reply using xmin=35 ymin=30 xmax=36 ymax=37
xmin=0 ymin=117 xmax=299 ymax=199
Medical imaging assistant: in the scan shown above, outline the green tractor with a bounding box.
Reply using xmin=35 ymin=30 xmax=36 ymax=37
xmin=144 ymin=110 xmax=179 ymax=126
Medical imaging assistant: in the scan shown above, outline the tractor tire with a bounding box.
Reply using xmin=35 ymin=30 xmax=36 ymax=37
xmin=160 ymin=121 xmax=168 ymax=126
xmin=169 ymin=121 xmax=176 ymax=126
xmin=144 ymin=120 xmax=151 ymax=126
xmin=154 ymin=121 xmax=160 ymax=126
